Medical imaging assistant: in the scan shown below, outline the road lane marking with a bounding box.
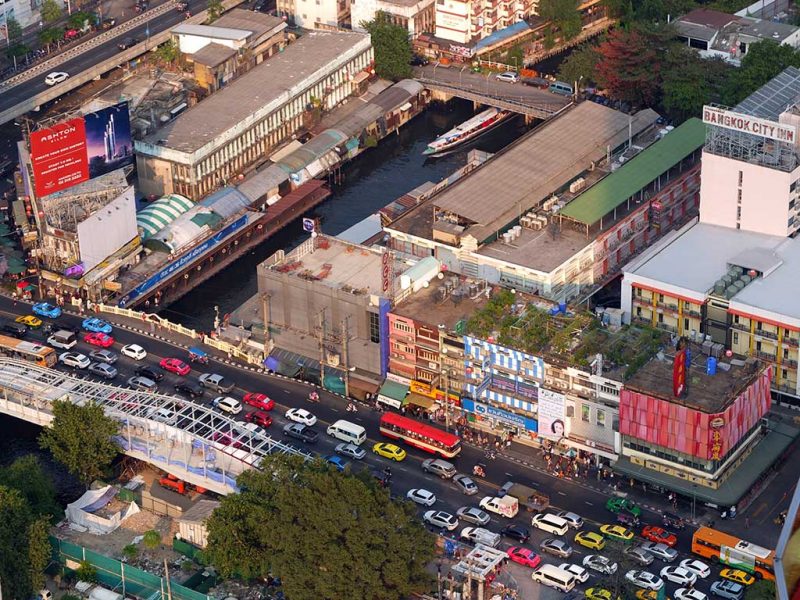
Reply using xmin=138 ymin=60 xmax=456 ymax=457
xmin=585 ymin=501 xmax=593 ymax=506
xmin=557 ymin=491 xmax=567 ymax=496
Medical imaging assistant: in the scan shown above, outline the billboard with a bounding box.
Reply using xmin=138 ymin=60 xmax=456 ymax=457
xmin=30 ymin=102 xmax=134 ymax=198
xmin=703 ymin=106 xmax=797 ymax=143
xmin=538 ymin=388 xmax=566 ymax=440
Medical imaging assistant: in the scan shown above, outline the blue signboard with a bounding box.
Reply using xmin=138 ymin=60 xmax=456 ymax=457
xmin=461 ymin=398 xmax=538 ymax=432
xmin=118 ymin=214 xmax=249 ymax=307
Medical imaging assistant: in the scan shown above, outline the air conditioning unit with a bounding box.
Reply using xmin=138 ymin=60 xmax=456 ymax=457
xmin=391 ymin=353 xmax=400 ymax=359
xmin=429 ymin=362 xmax=438 ymax=370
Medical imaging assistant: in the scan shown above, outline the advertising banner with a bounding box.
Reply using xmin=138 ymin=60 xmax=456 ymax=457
xmin=538 ymin=388 xmax=566 ymax=440
xmin=84 ymin=102 xmax=134 ymax=179
xmin=30 ymin=118 xmax=89 ymax=197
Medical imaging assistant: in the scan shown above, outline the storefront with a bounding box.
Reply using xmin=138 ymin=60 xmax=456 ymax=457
xmin=460 ymin=398 xmax=538 ymax=439
xmin=376 ymin=379 xmax=410 ymax=409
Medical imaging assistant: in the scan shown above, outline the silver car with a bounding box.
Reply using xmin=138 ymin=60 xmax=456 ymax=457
xmin=456 ymin=506 xmax=490 ymax=526
xmin=555 ymin=510 xmax=584 ymax=529
xmin=583 ymin=554 xmax=618 ymax=575
xmin=59 ymin=351 xmax=90 ymax=369
xmin=198 ymin=372 xmax=234 ymax=392
xmin=540 ymin=537 xmax=573 ymax=558
xmin=90 ymin=349 xmax=118 ymax=364
xmin=453 ymin=474 xmax=479 ymax=495
xmin=88 ymin=362 xmax=117 ymax=380
xmin=127 ymin=375 xmax=157 ymax=391
xmin=335 ymin=442 xmax=366 ymax=460
xmin=625 ymin=545 xmax=655 ymax=566
xmin=641 ymin=541 xmax=678 ymax=562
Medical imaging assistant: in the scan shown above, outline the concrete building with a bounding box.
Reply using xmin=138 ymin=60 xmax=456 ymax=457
xmin=177 ymin=499 xmax=220 ymax=548
xmin=0 ymin=0 xmax=63 ymax=30
xmin=434 ymin=0 xmax=536 ymax=44
xmin=351 ymin=0 xmax=435 ymax=37
xmin=134 ymin=31 xmax=373 ymax=199
xmin=277 ymin=0 xmax=351 ymax=29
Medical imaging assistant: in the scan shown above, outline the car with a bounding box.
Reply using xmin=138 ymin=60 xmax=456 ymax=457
xmin=583 ymin=555 xmax=618 ymax=575
xmin=635 ymin=590 xmax=665 ymax=600
xmin=423 ymin=510 xmax=458 ymax=531
xmin=640 ymin=541 xmax=678 ymax=562
xmin=556 ymin=511 xmax=584 ymax=529
xmin=212 ymin=432 xmax=243 ymax=449
xmin=495 ymin=71 xmax=519 ymax=83
xmin=45 ymin=71 xmax=69 ymax=85
xmin=500 ymin=524 xmax=530 ymax=543
xmin=244 ymin=410 xmax=272 ymax=428
xmin=372 ymin=442 xmax=406 ymax=461
xmin=539 ymin=538 xmax=573 ymax=558
xmin=625 ymin=570 xmax=664 ymax=591
xmin=84 ymin=332 xmax=114 ymax=348
xmin=15 ymin=315 xmax=42 ymax=328
xmin=335 ymin=442 xmax=366 ymax=460
xmin=559 ymin=563 xmax=589 ymax=583
xmin=616 ymin=512 xmax=641 ymax=527
xmin=282 ymin=422 xmax=319 ymax=443
xmin=642 ymin=526 xmax=677 ymax=547
xmin=127 ymin=375 xmax=157 ymax=391
xmin=198 ymin=373 xmax=234 ymax=392
xmin=406 ymin=488 xmax=437 ymax=506
xmin=675 ymin=589 xmax=708 ymax=600
xmin=135 ymin=365 xmax=164 ymax=382
xmin=456 ymin=506 xmax=491 ymax=526
xmin=710 ymin=579 xmax=745 ymax=600
xmin=174 ymin=382 xmax=204 ymax=398
xmin=147 ymin=407 xmax=176 ymax=425
xmin=606 ymin=497 xmax=641 ymax=517
xmin=585 ymin=588 xmax=616 ymax=600
xmin=89 ymin=349 xmax=118 ymax=364
xmin=575 ymin=531 xmax=606 ymax=550
xmin=82 ymin=318 xmax=113 ymax=333
xmin=680 ymin=559 xmax=711 ymax=579
xmin=600 ymin=524 xmax=635 ymax=542
xmin=88 ymin=362 xmax=117 ymax=379
xmin=421 ymin=458 xmax=457 ymax=479
xmin=159 ymin=358 xmax=191 ymax=375
xmin=410 ymin=54 xmax=429 ymax=66
xmin=211 ymin=396 xmax=242 ymax=415
xmin=117 ymin=37 xmax=138 ymax=50
xmin=1 ymin=321 xmax=27 ymax=338
xmin=625 ymin=545 xmax=655 ymax=566
xmin=660 ymin=566 xmax=697 ymax=587
xmin=719 ymin=569 xmax=755 ymax=586
xmin=121 ymin=344 xmax=147 ymax=360
xmin=325 ymin=455 xmax=349 ymax=472
xmin=101 ymin=17 xmax=117 ymax=29
xmin=64 ymin=28 xmax=80 ymax=40
xmin=59 ymin=352 xmax=90 ymax=369
xmin=242 ymin=392 xmax=274 ymax=411
xmin=285 ymin=407 xmax=317 ymax=426
xmin=32 ymin=302 xmax=62 ymax=318
xmin=453 ymin=474 xmax=479 ymax=495
xmin=507 ymin=546 xmax=540 ymax=568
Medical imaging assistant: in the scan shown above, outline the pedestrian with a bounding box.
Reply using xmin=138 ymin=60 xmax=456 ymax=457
xmin=745 ymin=517 xmax=750 ymax=529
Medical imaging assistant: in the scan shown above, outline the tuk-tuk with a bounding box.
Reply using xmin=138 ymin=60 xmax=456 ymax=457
xmin=188 ymin=347 xmax=209 ymax=364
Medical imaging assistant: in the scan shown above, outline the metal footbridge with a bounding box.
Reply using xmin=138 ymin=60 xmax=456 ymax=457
xmin=0 ymin=358 xmax=312 ymax=494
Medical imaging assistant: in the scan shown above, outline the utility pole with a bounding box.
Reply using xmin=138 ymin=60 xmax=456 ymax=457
xmin=341 ymin=316 xmax=350 ymax=398
xmin=443 ymin=368 xmax=451 ymax=431
xmin=317 ymin=309 xmax=326 ymax=384
xmin=260 ymin=293 xmax=271 ymax=356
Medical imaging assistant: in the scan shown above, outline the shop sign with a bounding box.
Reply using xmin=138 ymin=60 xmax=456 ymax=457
xmin=710 ymin=429 xmax=722 ymax=460
xmin=461 ymin=398 xmax=537 ymax=431
xmin=703 ymin=106 xmax=796 ymax=143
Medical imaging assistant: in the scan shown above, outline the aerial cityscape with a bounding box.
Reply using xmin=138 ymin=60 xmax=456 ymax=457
xmin=0 ymin=0 xmax=799 ymax=598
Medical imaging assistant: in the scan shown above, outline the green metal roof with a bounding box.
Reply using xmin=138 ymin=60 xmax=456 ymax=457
xmin=378 ymin=380 xmax=409 ymax=402
xmin=560 ymin=118 xmax=706 ymax=225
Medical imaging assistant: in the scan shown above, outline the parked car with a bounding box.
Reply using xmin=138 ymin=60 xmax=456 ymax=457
xmin=88 ymin=362 xmax=117 ymax=380
xmin=198 ymin=372 xmax=234 ymax=392
xmin=282 ymin=422 xmax=318 ymax=443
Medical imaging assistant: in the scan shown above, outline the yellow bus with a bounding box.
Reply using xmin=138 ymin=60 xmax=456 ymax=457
xmin=0 ymin=334 xmax=57 ymax=368
xmin=692 ymin=526 xmax=774 ymax=580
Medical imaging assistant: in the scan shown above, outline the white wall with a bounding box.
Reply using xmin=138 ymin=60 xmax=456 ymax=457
xmin=77 ymin=186 xmax=138 ymax=272
xmin=350 ymin=0 xmax=377 ymax=30
xmin=176 ymin=33 xmax=243 ymax=54
xmin=292 ymin=0 xmax=340 ymax=28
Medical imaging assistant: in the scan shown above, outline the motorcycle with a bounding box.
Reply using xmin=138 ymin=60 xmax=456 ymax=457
xmin=472 ymin=464 xmax=486 ymax=478
xmin=308 ymin=391 xmax=320 ymax=403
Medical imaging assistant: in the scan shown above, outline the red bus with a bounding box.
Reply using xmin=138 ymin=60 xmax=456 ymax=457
xmin=378 ymin=412 xmax=461 ymax=458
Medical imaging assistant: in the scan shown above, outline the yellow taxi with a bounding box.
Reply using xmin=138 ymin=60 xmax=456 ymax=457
xmin=599 ymin=524 xmax=635 ymax=542
xmin=636 ymin=590 xmax=672 ymax=600
xmin=575 ymin=531 xmax=606 ymax=550
xmin=372 ymin=442 xmax=407 ymax=462
xmin=585 ymin=588 xmax=619 ymax=600
xmin=15 ymin=315 xmax=42 ymax=328
xmin=720 ymin=569 xmax=756 ymax=586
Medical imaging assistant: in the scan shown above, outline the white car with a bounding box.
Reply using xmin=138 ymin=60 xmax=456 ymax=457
xmin=285 ymin=407 xmax=317 ymax=426
xmin=555 ymin=511 xmax=584 ymax=529
xmin=45 ymin=71 xmax=69 ymax=85
xmin=676 ymin=588 xmax=708 ymax=600
xmin=558 ymin=563 xmax=589 ymax=583
xmin=121 ymin=344 xmax=147 ymax=360
xmin=661 ymin=566 xmax=698 ymax=587
xmin=212 ymin=396 xmax=242 ymax=415
xmin=641 ymin=541 xmax=678 ymax=562
xmin=583 ymin=554 xmax=618 ymax=575
xmin=495 ymin=71 xmax=519 ymax=83
xmin=406 ymin=488 xmax=437 ymax=506
xmin=59 ymin=351 xmax=90 ymax=369
xmin=148 ymin=407 xmax=176 ymax=425
xmin=423 ymin=510 xmax=458 ymax=531
xmin=625 ymin=570 xmax=664 ymax=591
xmin=680 ymin=559 xmax=711 ymax=579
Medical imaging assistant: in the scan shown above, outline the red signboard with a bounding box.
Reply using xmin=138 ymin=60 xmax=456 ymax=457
xmin=29 ymin=118 xmax=89 ymax=197
xmin=672 ymin=348 xmax=686 ymax=397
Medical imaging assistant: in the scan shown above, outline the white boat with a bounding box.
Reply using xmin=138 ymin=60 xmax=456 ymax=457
xmin=423 ymin=107 xmax=512 ymax=156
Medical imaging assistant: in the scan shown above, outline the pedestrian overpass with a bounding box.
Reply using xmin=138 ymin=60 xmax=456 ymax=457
xmin=0 ymin=358 xmax=312 ymax=495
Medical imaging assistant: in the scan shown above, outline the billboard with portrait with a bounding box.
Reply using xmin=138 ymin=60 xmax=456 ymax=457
xmin=538 ymin=388 xmax=566 ymax=440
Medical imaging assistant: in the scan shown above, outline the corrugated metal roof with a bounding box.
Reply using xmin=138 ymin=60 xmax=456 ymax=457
xmin=146 ymin=205 xmax=216 ymax=253
xmin=560 ymin=118 xmax=706 ymax=225
xmin=237 ymin=164 xmax=289 ymax=204
xmin=277 ymin=129 xmax=348 ymax=173
xmin=171 ymin=23 xmax=251 ymax=40
xmin=199 ymin=187 xmax=251 ymax=219
xmin=136 ymin=194 xmax=194 ymax=239
xmin=735 ymin=66 xmax=800 ymax=119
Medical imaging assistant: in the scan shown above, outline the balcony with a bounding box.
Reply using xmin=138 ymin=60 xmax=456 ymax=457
xmin=756 ymin=350 xmax=776 ymax=362
xmin=754 ymin=329 xmax=778 ymax=341
xmin=786 ymin=336 xmax=800 ymax=348
xmin=730 ymin=322 xmax=749 ymax=333
xmin=656 ymin=322 xmax=678 ymax=333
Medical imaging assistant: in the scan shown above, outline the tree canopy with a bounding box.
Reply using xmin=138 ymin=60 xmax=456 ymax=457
xmin=745 ymin=579 xmax=776 ymax=600
xmin=362 ymin=12 xmax=412 ymax=81
xmin=39 ymin=400 xmax=119 ymax=487
xmin=539 ymin=0 xmax=583 ymax=39
xmin=40 ymin=0 xmax=63 ymax=24
xmin=6 ymin=18 xmax=23 ymax=43
xmin=206 ymin=0 xmax=224 ymax=22
xmin=0 ymin=455 xmax=60 ymax=520
xmin=206 ymin=455 xmax=435 ymax=600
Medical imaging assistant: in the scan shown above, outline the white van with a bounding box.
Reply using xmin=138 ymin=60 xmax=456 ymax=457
xmin=531 ymin=513 xmax=570 ymax=536
xmin=48 ymin=330 xmax=77 ymax=350
xmin=326 ymin=419 xmax=367 ymax=445
xmin=548 ymin=81 xmax=573 ymax=96
xmin=531 ymin=564 xmax=577 ymax=592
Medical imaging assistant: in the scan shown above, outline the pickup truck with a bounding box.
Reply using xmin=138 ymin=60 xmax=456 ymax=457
xmin=479 ymin=495 xmax=519 ymax=518
xmin=460 ymin=526 xmax=501 ymax=548
xmin=498 ymin=481 xmax=550 ymax=513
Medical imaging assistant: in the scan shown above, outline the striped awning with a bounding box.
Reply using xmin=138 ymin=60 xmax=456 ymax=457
xmin=136 ymin=194 xmax=194 ymax=239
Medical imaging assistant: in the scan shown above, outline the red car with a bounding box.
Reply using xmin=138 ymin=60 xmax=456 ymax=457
xmin=159 ymin=358 xmax=191 ymax=376
xmin=243 ymin=392 xmax=274 ymax=411
xmin=244 ymin=410 xmax=272 ymax=428
xmin=84 ymin=332 xmax=114 ymax=348
xmin=506 ymin=546 xmax=541 ymax=568
xmin=211 ymin=432 xmax=243 ymax=449
xmin=642 ymin=525 xmax=677 ymax=547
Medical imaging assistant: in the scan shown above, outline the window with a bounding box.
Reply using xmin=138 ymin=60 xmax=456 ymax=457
xmin=737 ymin=189 xmax=742 ymax=204
xmin=738 ymin=170 xmax=743 ymax=186
xmin=596 ymin=409 xmax=606 ymax=427
xmin=369 ymin=312 xmax=380 ymax=344
xmin=581 ymin=404 xmax=590 ymax=422
xmin=733 ymin=332 xmax=739 ymax=345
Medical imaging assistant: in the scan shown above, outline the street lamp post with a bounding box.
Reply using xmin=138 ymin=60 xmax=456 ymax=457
xmin=692 ymin=485 xmax=697 ymax=521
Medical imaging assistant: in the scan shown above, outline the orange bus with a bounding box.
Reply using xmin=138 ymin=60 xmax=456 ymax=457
xmin=379 ymin=412 xmax=461 ymax=458
xmin=0 ymin=334 xmax=57 ymax=368
xmin=692 ymin=526 xmax=774 ymax=580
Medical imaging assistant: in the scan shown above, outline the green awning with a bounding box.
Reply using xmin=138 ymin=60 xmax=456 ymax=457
xmin=378 ymin=380 xmax=409 ymax=402
xmin=6 ymin=264 xmax=26 ymax=274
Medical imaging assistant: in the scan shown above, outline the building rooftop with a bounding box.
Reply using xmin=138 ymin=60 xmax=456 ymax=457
xmin=677 ymin=8 xmax=739 ymax=29
xmin=141 ymin=31 xmax=369 ymax=155
xmin=625 ymin=342 xmax=765 ymax=413
xmin=476 ymin=224 xmax=590 ymax=273
xmin=392 ymin=275 xmax=496 ymax=331
xmin=191 ymin=42 xmax=237 ymax=67
xmin=213 ymin=8 xmax=286 ymax=39
xmin=171 ymin=23 xmax=252 ymax=41
xmin=735 ymin=66 xmax=800 ymax=120
xmin=41 ymin=169 xmax=130 ymax=232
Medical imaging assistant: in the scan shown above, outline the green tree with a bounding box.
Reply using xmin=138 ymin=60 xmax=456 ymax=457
xmin=143 ymin=530 xmax=161 ymax=549
xmin=538 ymin=0 xmax=582 ymax=39
xmin=67 ymin=11 xmax=91 ymax=29
xmin=206 ymin=0 xmax=224 ymax=22
xmin=75 ymin=560 xmax=97 ymax=583
xmin=28 ymin=517 xmax=52 ymax=591
xmin=6 ymin=17 xmax=23 ymax=43
xmin=206 ymin=455 xmax=435 ymax=599
xmin=155 ymin=39 xmax=179 ymax=64
xmin=40 ymin=0 xmax=63 ymax=24
xmin=0 ymin=455 xmax=60 ymax=520
xmin=557 ymin=43 xmax=599 ymax=88
xmin=0 ymin=487 xmax=51 ymax=599
xmin=7 ymin=43 xmax=30 ymax=59
xmin=39 ymin=27 xmax=64 ymax=50
xmin=39 ymin=400 xmax=119 ymax=487
xmin=745 ymin=579 xmax=776 ymax=600
xmin=362 ymin=12 xmax=412 ymax=81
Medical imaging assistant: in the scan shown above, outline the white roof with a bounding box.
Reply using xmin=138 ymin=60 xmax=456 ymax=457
xmin=171 ymin=23 xmax=251 ymax=41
